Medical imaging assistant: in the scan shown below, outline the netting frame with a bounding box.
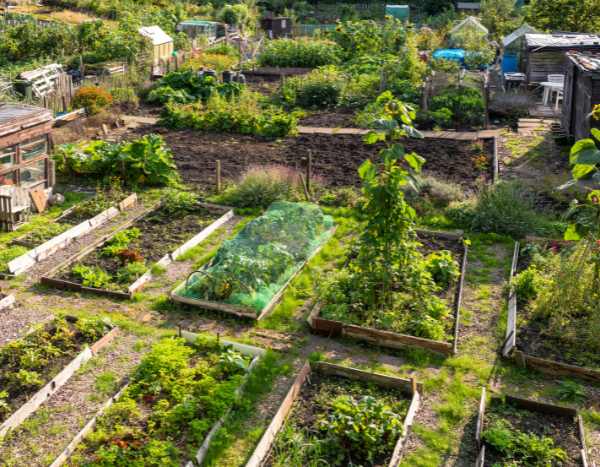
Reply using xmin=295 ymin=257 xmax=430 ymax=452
xmin=170 ymin=225 xmax=336 ymax=321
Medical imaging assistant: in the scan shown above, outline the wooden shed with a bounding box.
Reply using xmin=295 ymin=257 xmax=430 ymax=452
xmin=561 ymin=52 xmax=600 ymax=141
xmin=138 ymin=26 xmax=174 ymax=67
xmin=261 ymin=16 xmax=292 ymax=39
xmin=0 ymin=104 xmax=54 ymax=192
xmin=524 ymin=34 xmax=600 ymax=83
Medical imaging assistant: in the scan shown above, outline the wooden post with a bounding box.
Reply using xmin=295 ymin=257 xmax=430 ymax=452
xmin=216 ymin=160 xmax=222 ymax=193
xmin=306 ymin=150 xmax=312 ymax=195
xmin=411 ymin=377 xmax=417 ymax=395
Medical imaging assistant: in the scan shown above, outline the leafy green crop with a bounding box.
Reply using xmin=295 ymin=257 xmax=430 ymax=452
xmin=53 ymin=135 xmax=180 ymax=187
xmin=482 ymin=419 xmax=567 ymax=465
xmin=101 ymin=228 xmax=141 ymax=257
xmin=72 ymin=336 xmax=252 ymax=466
xmin=259 ymin=38 xmax=342 ymax=68
xmin=0 ymin=316 xmax=108 ymax=423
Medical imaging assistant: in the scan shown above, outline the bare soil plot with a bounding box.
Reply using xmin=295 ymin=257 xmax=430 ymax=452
xmin=139 ymin=129 xmax=495 ymax=191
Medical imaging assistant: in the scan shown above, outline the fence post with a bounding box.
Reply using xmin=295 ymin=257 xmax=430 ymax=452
xmin=216 ymin=160 xmax=222 ymax=193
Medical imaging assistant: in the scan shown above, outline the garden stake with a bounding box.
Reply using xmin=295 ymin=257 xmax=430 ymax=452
xmin=216 ymin=159 xmax=222 ymax=194
xmin=306 ymin=150 xmax=312 ymax=195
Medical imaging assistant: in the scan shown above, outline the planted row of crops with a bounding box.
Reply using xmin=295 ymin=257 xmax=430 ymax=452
xmin=52 ymin=192 xmax=219 ymax=294
xmin=69 ymin=335 xmax=259 ymax=466
xmin=0 ymin=316 xmax=109 ymax=425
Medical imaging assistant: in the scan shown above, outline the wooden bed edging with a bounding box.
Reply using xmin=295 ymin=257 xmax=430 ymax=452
xmin=0 ymin=326 xmax=119 ymax=438
xmin=41 ymin=202 xmax=230 ymax=300
xmin=8 ymin=194 xmax=138 ymax=275
xmin=127 ymin=205 xmax=233 ymax=294
xmin=308 ymin=229 xmax=468 ymax=356
xmin=0 ymin=293 xmax=15 ymax=311
xmin=245 ymin=360 xmax=421 ymax=467
xmin=474 ymin=387 xmax=589 ymax=466
xmin=170 ymin=226 xmax=337 ymax=322
xmin=503 ymin=241 xmax=600 ymax=382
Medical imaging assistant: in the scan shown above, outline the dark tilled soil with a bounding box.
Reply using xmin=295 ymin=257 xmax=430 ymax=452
xmin=483 ymin=398 xmax=582 ymax=466
xmin=266 ymin=372 xmax=410 ymax=467
xmin=140 ymin=129 xmax=493 ymax=191
xmin=59 ymin=206 xmax=217 ymax=289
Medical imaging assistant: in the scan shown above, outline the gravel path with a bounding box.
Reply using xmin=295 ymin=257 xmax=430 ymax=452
xmin=0 ymin=332 xmax=147 ymax=467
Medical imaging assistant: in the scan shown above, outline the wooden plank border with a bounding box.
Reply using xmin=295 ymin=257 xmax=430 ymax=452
xmin=49 ymin=329 xmax=264 ymax=467
xmin=0 ymin=293 xmax=15 ymax=311
xmin=475 ymin=388 xmax=589 ymax=466
xmin=41 ymin=202 xmax=230 ymax=300
xmin=503 ymin=241 xmax=600 ymax=381
xmin=308 ymin=229 xmax=468 ymax=356
xmin=246 ymin=361 xmax=421 ymax=467
xmin=170 ymin=226 xmax=337 ymax=322
xmin=8 ymin=194 xmax=138 ymax=275
xmin=0 ymin=326 xmax=119 ymax=438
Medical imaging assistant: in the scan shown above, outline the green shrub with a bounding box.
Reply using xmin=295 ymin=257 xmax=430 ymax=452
xmin=281 ymin=67 xmax=343 ymax=109
xmin=53 ymin=134 xmax=180 ymax=187
xmin=428 ymin=86 xmax=485 ymax=129
xmin=512 ymin=265 xmax=543 ymax=303
xmin=446 ymin=182 xmax=557 ymax=238
xmin=72 ymin=86 xmax=113 ymax=115
xmin=259 ymin=39 xmax=342 ymax=68
xmin=160 ymin=91 xmax=298 ymax=139
xmin=213 ymin=165 xmax=300 ymax=209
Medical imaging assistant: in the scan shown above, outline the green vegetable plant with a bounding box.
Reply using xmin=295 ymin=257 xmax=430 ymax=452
xmin=0 ymin=316 xmax=108 ymax=424
xmin=319 ymin=96 xmax=459 ymax=341
xmin=320 ymin=395 xmax=403 ymax=464
xmin=259 ymin=38 xmax=342 ymax=68
xmin=482 ymin=419 xmax=567 ymax=465
xmin=71 ymin=336 xmax=252 ymax=466
xmin=101 ymin=228 xmax=141 ymax=257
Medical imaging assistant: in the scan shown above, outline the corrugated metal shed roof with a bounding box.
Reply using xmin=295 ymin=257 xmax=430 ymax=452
xmin=567 ymin=51 xmax=600 ymax=72
xmin=138 ymin=26 xmax=173 ymax=45
xmin=526 ymin=33 xmax=600 ymax=49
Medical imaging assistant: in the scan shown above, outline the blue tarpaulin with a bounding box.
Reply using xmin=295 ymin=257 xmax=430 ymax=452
xmin=432 ymin=48 xmax=466 ymax=65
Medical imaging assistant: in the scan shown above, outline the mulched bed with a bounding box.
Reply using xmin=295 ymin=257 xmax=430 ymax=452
xmin=483 ymin=398 xmax=582 ymax=466
xmin=143 ymin=129 xmax=493 ymax=191
xmin=266 ymin=372 xmax=409 ymax=467
xmin=58 ymin=205 xmax=218 ymax=291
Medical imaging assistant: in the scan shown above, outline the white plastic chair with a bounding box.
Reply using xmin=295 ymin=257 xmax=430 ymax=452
xmin=548 ymin=74 xmax=564 ymax=103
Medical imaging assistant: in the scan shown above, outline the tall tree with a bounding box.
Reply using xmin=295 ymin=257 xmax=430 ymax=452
xmin=525 ymin=0 xmax=600 ymax=32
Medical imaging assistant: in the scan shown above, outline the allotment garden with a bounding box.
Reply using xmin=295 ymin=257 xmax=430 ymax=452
xmin=1 ymin=5 xmax=600 ymax=467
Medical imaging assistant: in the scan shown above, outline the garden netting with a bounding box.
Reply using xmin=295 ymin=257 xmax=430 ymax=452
xmin=177 ymin=201 xmax=334 ymax=313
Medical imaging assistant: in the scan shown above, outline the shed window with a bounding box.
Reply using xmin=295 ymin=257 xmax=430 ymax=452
xmin=0 ymin=146 xmax=16 ymax=169
xmin=21 ymin=138 xmax=47 ymax=161
xmin=20 ymin=159 xmax=46 ymax=189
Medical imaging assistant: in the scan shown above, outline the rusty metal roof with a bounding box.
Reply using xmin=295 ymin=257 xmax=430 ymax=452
xmin=567 ymin=51 xmax=600 ymax=72
xmin=0 ymin=104 xmax=53 ymax=138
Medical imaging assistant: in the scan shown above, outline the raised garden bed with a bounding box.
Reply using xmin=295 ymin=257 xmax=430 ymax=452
xmin=5 ymin=193 xmax=138 ymax=276
xmin=308 ymin=229 xmax=468 ymax=356
xmin=61 ymin=331 xmax=264 ymax=467
xmin=503 ymin=240 xmax=600 ymax=382
xmin=41 ymin=201 xmax=233 ymax=299
xmin=246 ymin=360 xmax=421 ymax=467
xmin=475 ymin=387 xmax=589 ymax=466
xmin=0 ymin=315 xmax=117 ymax=438
xmin=143 ymin=129 xmax=498 ymax=191
xmin=170 ymin=201 xmax=335 ymax=320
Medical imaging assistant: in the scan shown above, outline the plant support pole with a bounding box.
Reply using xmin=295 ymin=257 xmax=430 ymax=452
xmin=216 ymin=159 xmax=222 ymax=194
xmin=306 ymin=150 xmax=312 ymax=195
